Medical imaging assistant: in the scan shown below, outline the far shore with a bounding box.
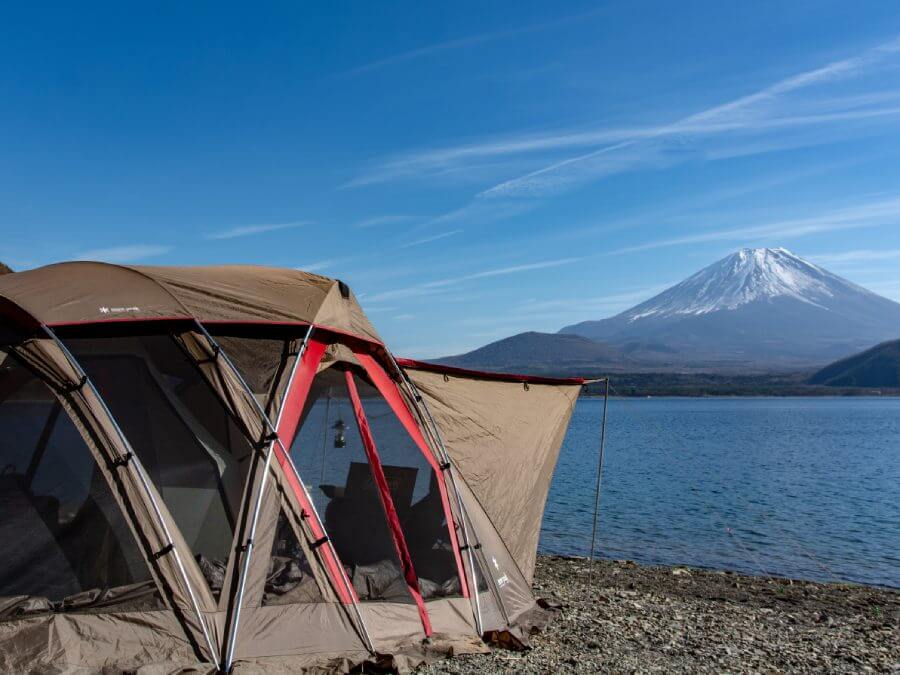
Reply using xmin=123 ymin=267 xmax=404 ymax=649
xmin=580 ymin=391 xmax=900 ymax=398
xmin=418 ymin=555 xmax=899 ymax=674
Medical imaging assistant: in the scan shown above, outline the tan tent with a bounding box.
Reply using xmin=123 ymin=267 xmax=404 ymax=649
xmin=0 ymin=262 xmax=584 ymax=673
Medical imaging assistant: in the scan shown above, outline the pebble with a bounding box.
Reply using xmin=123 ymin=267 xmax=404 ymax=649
xmin=417 ymin=555 xmax=899 ymax=674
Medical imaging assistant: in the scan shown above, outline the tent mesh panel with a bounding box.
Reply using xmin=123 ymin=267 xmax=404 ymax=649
xmin=262 ymin=507 xmax=326 ymax=606
xmin=352 ymin=374 xmax=462 ymax=599
xmin=0 ymin=355 xmax=161 ymax=614
xmin=289 ymin=366 xmax=413 ymax=603
xmin=64 ymin=334 xmax=256 ymax=598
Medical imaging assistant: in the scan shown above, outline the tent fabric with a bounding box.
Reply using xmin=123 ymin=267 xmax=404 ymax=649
xmin=402 ymin=365 xmax=581 ymax=583
xmin=3 ymin=339 xmax=219 ymax=660
xmin=0 ymin=262 xmax=381 ymax=342
xmin=0 ymin=262 xmax=585 ymax=672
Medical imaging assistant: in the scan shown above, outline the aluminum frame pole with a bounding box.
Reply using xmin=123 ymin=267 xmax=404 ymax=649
xmin=41 ymin=326 xmax=220 ymax=668
xmin=384 ymin=352 xmax=488 ymax=634
xmin=220 ymin=325 xmax=310 ymax=671
xmin=193 ymin=324 xmax=376 ymax=665
xmin=587 ymin=378 xmax=610 ymax=600
xmin=276 ymin=426 xmax=377 ymax=654
xmin=411 ymin=376 xmax=511 ymax=628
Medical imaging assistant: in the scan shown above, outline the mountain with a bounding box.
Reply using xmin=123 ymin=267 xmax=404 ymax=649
xmin=0 ymin=262 xmax=11 ymax=275
xmin=560 ymin=248 xmax=900 ymax=368
xmin=438 ymin=331 xmax=625 ymax=374
xmin=808 ymin=339 xmax=900 ymax=388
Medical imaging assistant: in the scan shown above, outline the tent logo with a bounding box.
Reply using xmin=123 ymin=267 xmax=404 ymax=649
xmin=99 ymin=306 xmax=140 ymax=314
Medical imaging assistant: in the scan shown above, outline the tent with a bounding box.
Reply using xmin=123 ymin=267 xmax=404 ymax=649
xmin=0 ymin=262 xmax=585 ymax=673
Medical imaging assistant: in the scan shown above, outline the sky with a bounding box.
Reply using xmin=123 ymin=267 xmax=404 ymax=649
xmin=2 ymin=2 xmax=900 ymax=357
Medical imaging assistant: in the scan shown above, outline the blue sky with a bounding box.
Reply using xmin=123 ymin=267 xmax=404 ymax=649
xmin=2 ymin=2 xmax=900 ymax=357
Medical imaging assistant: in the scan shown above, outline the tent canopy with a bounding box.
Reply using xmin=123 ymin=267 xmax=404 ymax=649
xmin=0 ymin=261 xmax=381 ymax=341
xmin=0 ymin=262 xmax=585 ymax=673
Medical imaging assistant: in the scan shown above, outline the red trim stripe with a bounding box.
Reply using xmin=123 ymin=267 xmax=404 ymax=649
xmin=354 ymin=350 xmax=469 ymax=599
xmin=396 ymin=357 xmax=587 ymax=385
xmin=271 ymin=338 xmax=357 ymax=604
xmin=345 ymin=370 xmax=433 ymax=637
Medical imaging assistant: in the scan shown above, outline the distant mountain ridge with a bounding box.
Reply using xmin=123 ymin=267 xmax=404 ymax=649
xmin=438 ymin=331 xmax=626 ymax=373
xmin=440 ymin=248 xmax=900 ymax=373
xmin=808 ymin=340 xmax=900 ymax=388
xmin=559 ymin=248 xmax=900 ymax=368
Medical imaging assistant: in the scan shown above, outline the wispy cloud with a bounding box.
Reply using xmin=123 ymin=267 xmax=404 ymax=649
xmin=513 ymin=284 xmax=672 ymax=317
xmin=296 ymin=258 xmax=341 ymax=273
xmin=349 ymin=35 xmax=900 ymax=199
xmin=76 ymin=244 xmax=171 ymax=263
xmin=364 ymin=256 xmax=581 ymax=302
xmin=447 ymin=284 xmax=672 ymax=338
xmin=808 ymin=248 xmax=900 ymax=264
xmin=205 ymin=221 xmax=306 ymax=240
xmin=354 ymin=215 xmax=414 ymax=228
xmin=611 ymin=195 xmax=900 ymax=255
xmin=339 ymin=8 xmax=604 ymax=77
xmin=400 ymin=229 xmax=462 ymax=248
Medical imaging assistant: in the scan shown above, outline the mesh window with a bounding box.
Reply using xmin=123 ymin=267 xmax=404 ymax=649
xmin=210 ymin=335 xmax=294 ymax=420
xmin=352 ymin=374 xmax=462 ymax=599
xmin=289 ymin=367 xmax=412 ymax=603
xmin=262 ymin=507 xmax=325 ymax=606
xmin=64 ymin=335 xmax=256 ymax=597
xmin=0 ymin=355 xmax=160 ymax=614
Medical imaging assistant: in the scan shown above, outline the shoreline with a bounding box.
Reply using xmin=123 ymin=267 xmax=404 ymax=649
xmin=419 ymin=555 xmax=899 ymax=673
xmin=579 ymin=393 xmax=900 ymax=399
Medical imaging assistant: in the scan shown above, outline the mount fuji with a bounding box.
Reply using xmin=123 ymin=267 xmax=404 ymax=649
xmin=559 ymin=248 xmax=900 ymax=368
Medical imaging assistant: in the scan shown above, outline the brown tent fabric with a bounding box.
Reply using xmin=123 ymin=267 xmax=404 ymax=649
xmin=0 ymin=262 xmax=381 ymax=342
xmin=401 ymin=363 xmax=582 ymax=583
xmin=0 ymin=262 xmax=585 ymax=673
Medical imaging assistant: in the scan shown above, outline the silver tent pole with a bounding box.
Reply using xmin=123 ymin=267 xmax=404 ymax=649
xmin=405 ymin=371 xmax=513 ymax=628
xmin=587 ymin=377 xmax=610 ymax=600
xmin=276 ymin=424 xmax=377 ymax=654
xmin=383 ymin=352 xmax=487 ymax=635
xmin=219 ymin=325 xmax=310 ymax=671
xmin=192 ymin=324 xmax=376 ymax=666
xmin=41 ymin=326 xmax=220 ymax=668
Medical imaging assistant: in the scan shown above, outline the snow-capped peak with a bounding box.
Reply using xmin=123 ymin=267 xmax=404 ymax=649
xmin=625 ymin=247 xmax=865 ymax=321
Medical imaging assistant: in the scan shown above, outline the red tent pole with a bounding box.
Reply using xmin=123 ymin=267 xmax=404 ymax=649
xmin=344 ymin=370 xmax=434 ymax=638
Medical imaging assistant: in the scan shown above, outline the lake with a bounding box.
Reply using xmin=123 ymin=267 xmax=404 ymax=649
xmin=540 ymin=397 xmax=900 ymax=588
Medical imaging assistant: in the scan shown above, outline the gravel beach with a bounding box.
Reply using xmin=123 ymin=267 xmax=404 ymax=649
xmin=419 ymin=555 xmax=899 ymax=673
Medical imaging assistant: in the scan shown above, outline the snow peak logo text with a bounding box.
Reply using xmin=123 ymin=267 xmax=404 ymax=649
xmin=99 ymin=306 xmax=140 ymax=315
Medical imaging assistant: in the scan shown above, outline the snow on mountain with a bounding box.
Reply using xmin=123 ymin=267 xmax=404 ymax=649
xmin=626 ymin=248 xmax=865 ymax=321
xmin=560 ymin=248 xmax=900 ymax=368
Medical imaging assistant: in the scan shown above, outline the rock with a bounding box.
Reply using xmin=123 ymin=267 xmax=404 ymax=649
xmin=415 ymin=555 xmax=900 ymax=675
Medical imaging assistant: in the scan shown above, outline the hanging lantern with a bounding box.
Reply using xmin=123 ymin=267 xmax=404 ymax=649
xmin=333 ymin=419 xmax=346 ymax=448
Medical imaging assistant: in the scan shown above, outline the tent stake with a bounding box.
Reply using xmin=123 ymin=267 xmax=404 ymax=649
xmin=587 ymin=378 xmax=610 ymax=601
xmin=41 ymin=326 xmax=220 ymax=669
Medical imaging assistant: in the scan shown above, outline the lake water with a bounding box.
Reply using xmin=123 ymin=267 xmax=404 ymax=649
xmin=540 ymin=397 xmax=900 ymax=588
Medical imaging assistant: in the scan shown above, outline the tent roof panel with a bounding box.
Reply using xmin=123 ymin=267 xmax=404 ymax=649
xmin=0 ymin=262 xmax=382 ymax=342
